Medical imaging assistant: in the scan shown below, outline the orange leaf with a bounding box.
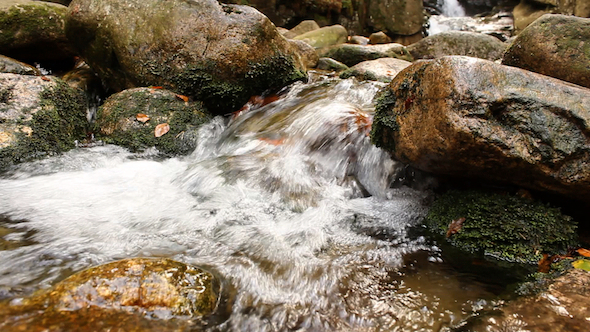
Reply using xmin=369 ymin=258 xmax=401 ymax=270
xmin=446 ymin=217 xmax=465 ymax=238
xmin=136 ymin=113 xmax=150 ymax=123
xmin=538 ymin=253 xmax=552 ymax=273
xmin=154 ymin=123 xmax=170 ymax=137
xmin=175 ymin=94 xmax=189 ymax=102
xmin=41 ymin=76 xmax=50 ymax=81
xmin=150 ymin=86 xmax=163 ymax=89
xmin=577 ymin=248 xmax=590 ymax=257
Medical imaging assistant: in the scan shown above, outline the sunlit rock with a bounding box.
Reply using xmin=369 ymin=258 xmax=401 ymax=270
xmin=0 ymin=54 xmax=40 ymax=75
xmin=283 ymin=20 xmax=320 ymax=39
xmin=316 ymin=57 xmax=349 ymax=72
xmin=0 ymin=0 xmax=75 ymax=64
xmin=503 ymin=14 xmax=590 ymax=89
xmin=65 ymin=0 xmax=307 ymax=114
xmin=0 ymin=258 xmax=221 ymax=331
xmin=0 ymin=73 xmax=87 ymax=169
xmin=293 ymin=24 xmax=348 ymax=49
xmin=319 ymin=43 xmax=413 ymax=67
xmin=407 ymin=31 xmax=507 ymax=60
xmin=371 ymin=56 xmax=590 ymax=202
xmin=340 ymin=57 xmax=411 ymax=83
xmin=96 ymin=87 xmax=211 ymax=155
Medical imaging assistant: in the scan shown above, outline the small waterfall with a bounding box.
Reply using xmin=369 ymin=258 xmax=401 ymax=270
xmin=440 ymin=0 xmax=466 ymax=17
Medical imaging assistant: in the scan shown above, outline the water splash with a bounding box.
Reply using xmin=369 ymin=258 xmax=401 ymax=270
xmin=440 ymin=0 xmax=466 ymax=17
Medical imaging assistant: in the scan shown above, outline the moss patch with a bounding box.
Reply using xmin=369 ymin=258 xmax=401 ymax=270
xmin=370 ymin=87 xmax=398 ymax=152
xmin=424 ymin=190 xmax=578 ymax=264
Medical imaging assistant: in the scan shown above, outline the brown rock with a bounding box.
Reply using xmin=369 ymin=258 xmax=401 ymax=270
xmin=371 ymin=56 xmax=590 ymax=201
xmin=407 ymin=31 xmax=507 ymax=61
xmin=369 ymin=31 xmax=392 ymax=44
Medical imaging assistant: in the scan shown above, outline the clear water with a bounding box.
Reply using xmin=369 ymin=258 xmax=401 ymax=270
xmin=0 ymin=74 xmax=506 ymax=331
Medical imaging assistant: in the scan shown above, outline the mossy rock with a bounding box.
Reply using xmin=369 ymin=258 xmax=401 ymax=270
xmin=0 ymin=0 xmax=76 ymax=63
xmin=95 ymin=87 xmax=212 ymax=155
xmin=0 ymin=258 xmax=221 ymax=331
xmin=424 ymin=190 xmax=577 ymax=263
xmin=0 ymin=73 xmax=88 ymax=170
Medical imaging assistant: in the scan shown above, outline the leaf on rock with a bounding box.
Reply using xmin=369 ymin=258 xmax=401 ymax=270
xmin=175 ymin=94 xmax=189 ymax=102
xmin=154 ymin=123 xmax=170 ymax=138
xmin=538 ymin=253 xmax=553 ymax=273
xmin=577 ymin=248 xmax=590 ymax=257
xmin=572 ymin=259 xmax=590 ymax=272
xmin=136 ymin=113 xmax=150 ymax=123
xmin=446 ymin=217 xmax=465 ymax=238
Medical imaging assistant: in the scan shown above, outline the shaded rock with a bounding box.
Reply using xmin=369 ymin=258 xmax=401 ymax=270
xmin=290 ymin=39 xmax=319 ymax=69
xmin=293 ymin=24 xmax=348 ymax=48
xmin=513 ymin=0 xmax=556 ymax=33
xmin=407 ymin=31 xmax=507 ymax=60
xmin=503 ymin=14 xmax=590 ymax=89
xmin=468 ymin=269 xmax=590 ymax=331
xmin=0 ymin=258 xmax=221 ymax=331
xmin=319 ymin=43 xmax=413 ymax=67
xmin=371 ymin=56 xmax=590 ymax=202
xmin=316 ymin=57 xmax=349 ymax=72
xmin=0 ymin=73 xmax=87 ymax=169
xmin=369 ymin=31 xmax=392 ymax=44
xmin=283 ymin=19 xmax=320 ymax=39
xmin=424 ymin=189 xmax=576 ymax=263
xmin=368 ymin=0 xmax=424 ymax=36
xmin=349 ymin=35 xmax=370 ymax=45
xmin=0 ymin=0 xmax=75 ymax=65
xmin=340 ymin=57 xmax=411 ymax=83
xmin=61 ymin=62 xmax=101 ymax=92
xmin=65 ymin=0 xmax=307 ymax=115
xmin=96 ymin=87 xmax=212 ymax=155
xmin=0 ymin=54 xmax=40 ymax=75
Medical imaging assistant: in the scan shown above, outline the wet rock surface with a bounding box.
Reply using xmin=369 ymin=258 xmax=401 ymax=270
xmin=371 ymin=56 xmax=590 ymax=202
xmin=340 ymin=57 xmax=411 ymax=83
xmin=407 ymin=31 xmax=507 ymax=61
xmin=0 ymin=258 xmax=222 ymax=331
xmin=503 ymin=14 xmax=590 ymax=89
xmin=0 ymin=55 xmax=40 ymax=75
xmin=319 ymin=43 xmax=413 ymax=67
xmin=65 ymin=0 xmax=307 ymax=114
xmin=96 ymin=87 xmax=211 ymax=155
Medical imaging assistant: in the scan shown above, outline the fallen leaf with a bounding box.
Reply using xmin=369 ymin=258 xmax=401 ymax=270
xmin=41 ymin=76 xmax=50 ymax=81
xmin=175 ymin=94 xmax=189 ymax=102
xmin=577 ymin=248 xmax=590 ymax=257
xmin=136 ymin=113 xmax=150 ymax=123
xmin=572 ymin=259 xmax=590 ymax=272
xmin=259 ymin=137 xmax=284 ymax=146
xmin=446 ymin=217 xmax=465 ymax=238
xmin=154 ymin=123 xmax=170 ymax=137
xmin=538 ymin=253 xmax=553 ymax=273
xmin=150 ymin=86 xmax=163 ymax=89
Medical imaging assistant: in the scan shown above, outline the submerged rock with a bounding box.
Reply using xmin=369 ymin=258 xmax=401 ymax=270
xmin=293 ymin=24 xmax=348 ymax=49
xmin=319 ymin=43 xmax=413 ymax=67
xmin=371 ymin=56 xmax=590 ymax=202
xmin=424 ymin=190 xmax=577 ymax=263
xmin=407 ymin=31 xmax=507 ymax=61
xmin=0 ymin=0 xmax=75 ymax=64
xmin=0 ymin=258 xmax=221 ymax=331
xmin=0 ymin=73 xmax=87 ymax=169
xmin=340 ymin=57 xmax=411 ymax=83
xmin=0 ymin=54 xmax=40 ymax=75
xmin=503 ymin=14 xmax=590 ymax=89
xmin=65 ymin=0 xmax=307 ymax=114
xmin=96 ymin=87 xmax=211 ymax=155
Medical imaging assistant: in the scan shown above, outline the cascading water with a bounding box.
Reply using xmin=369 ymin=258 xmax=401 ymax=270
xmin=0 ymin=73 xmax=506 ymax=331
xmin=440 ymin=0 xmax=466 ymax=17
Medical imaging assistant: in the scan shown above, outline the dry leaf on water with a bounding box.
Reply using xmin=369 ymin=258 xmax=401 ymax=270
xmin=154 ymin=123 xmax=170 ymax=137
xmin=446 ymin=217 xmax=465 ymax=238
xmin=136 ymin=113 xmax=150 ymax=123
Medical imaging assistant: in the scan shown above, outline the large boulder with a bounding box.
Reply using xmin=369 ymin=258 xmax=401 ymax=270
xmin=0 ymin=258 xmax=221 ymax=331
xmin=0 ymin=73 xmax=87 ymax=169
xmin=503 ymin=14 xmax=590 ymax=89
xmin=407 ymin=31 xmax=507 ymax=61
xmin=65 ymin=0 xmax=307 ymax=114
xmin=339 ymin=57 xmax=411 ymax=83
xmin=0 ymin=0 xmax=76 ymax=65
xmin=368 ymin=0 xmax=424 ymax=36
xmin=96 ymin=88 xmax=212 ymax=155
xmin=371 ymin=56 xmax=590 ymax=202
xmin=319 ymin=43 xmax=413 ymax=67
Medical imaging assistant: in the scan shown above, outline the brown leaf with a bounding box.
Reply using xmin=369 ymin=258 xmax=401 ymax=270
xmin=446 ymin=217 xmax=465 ymax=238
xmin=577 ymin=248 xmax=590 ymax=257
xmin=41 ymin=76 xmax=50 ymax=81
xmin=175 ymin=94 xmax=189 ymax=102
xmin=154 ymin=123 xmax=170 ymax=138
xmin=136 ymin=113 xmax=150 ymax=123
xmin=538 ymin=253 xmax=552 ymax=273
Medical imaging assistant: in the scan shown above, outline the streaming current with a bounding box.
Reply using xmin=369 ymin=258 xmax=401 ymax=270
xmin=0 ymin=73 xmax=515 ymax=331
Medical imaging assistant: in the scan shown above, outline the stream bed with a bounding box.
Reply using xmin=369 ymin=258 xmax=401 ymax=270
xmin=0 ymin=73 xmax=523 ymax=331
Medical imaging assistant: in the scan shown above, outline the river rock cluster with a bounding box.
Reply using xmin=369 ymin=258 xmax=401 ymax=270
xmin=1 ymin=0 xmax=589 ymax=330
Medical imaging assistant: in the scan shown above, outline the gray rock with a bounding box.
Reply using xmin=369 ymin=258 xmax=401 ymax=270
xmin=407 ymin=31 xmax=507 ymax=61
xmin=293 ymin=24 xmax=348 ymax=49
xmin=284 ymin=20 xmax=320 ymax=39
xmin=319 ymin=43 xmax=413 ymax=67
xmin=0 ymin=55 xmax=40 ymax=75
xmin=340 ymin=57 xmax=411 ymax=82
xmin=316 ymin=57 xmax=348 ymax=72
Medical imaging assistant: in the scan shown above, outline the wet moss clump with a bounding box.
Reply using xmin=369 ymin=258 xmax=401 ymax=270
xmin=370 ymin=87 xmax=398 ymax=152
xmin=424 ymin=190 xmax=578 ymax=264
xmin=0 ymin=80 xmax=87 ymax=170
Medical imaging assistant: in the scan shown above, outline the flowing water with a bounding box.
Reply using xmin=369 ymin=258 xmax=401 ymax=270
xmin=0 ymin=73 xmax=515 ymax=331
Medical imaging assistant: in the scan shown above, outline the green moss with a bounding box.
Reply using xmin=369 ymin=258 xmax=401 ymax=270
xmin=0 ymin=80 xmax=87 ymax=170
xmin=370 ymin=87 xmax=398 ymax=152
xmin=0 ymin=3 xmax=67 ymax=49
xmin=424 ymin=190 xmax=578 ymax=264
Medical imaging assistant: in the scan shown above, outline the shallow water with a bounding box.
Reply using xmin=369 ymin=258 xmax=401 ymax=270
xmin=0 ymin=74 xmax=512 ymax=331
